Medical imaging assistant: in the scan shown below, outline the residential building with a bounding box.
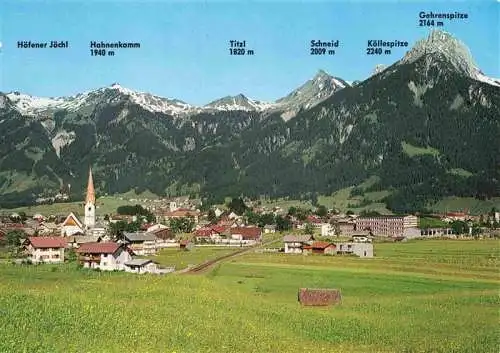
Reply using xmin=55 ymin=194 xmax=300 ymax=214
xmin=403 ymin=227 xmax=422 ymax=239
xmin=66 ymin=235 xmax=101 ymax=248
xmin=355 ymin=215 xmax=418 ymax=237
xmin=336 ymin=242 xmax=373 ymax=257
xmin=283 ymin=235 xmax=313 ymax=254
xmin=230 ymin=227 xmax=262 ymax=243
xmin=147 ymin=226 xmax=176 ymax=248
xmin=124 ymin=259 xmax=159 ymax=274
xmin=163 ymin=208 xmax=199 ymax=223
xmin=38 ymin=222 xmax=60 ymax=236
xmin=263 ymin=224 xmax=276 ymax=234
xmin=122 ymin=232 xmax=157 ymax=255
xmin=194 ymin=226 xmax=224 ymax=242
xmin=76 ymin=242 xmax=132 ymax=271
xmin=23 ymin=237 xmax=67 ymax=263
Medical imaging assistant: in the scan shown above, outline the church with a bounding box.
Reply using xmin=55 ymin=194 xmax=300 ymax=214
xmin=60 ymin=168 xmax=107 ymax=237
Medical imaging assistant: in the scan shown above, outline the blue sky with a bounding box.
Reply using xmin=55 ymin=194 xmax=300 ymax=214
xmin=1 ymin=0 xmax=498 ymax=105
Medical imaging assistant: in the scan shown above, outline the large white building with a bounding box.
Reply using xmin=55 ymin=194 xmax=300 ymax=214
xmin=355 ymin=215 xmax=418 ymax=237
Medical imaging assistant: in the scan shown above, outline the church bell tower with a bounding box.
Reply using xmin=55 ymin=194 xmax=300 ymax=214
xmin=84 ymin=167 xmax=96 ymax=229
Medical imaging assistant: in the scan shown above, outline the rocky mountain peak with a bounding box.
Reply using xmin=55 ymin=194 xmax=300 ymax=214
xmin=204 ymin=94 xmax=272 ymax=112
xmin=274 ymin=69 xmax=349 ymax=120
xmin=400 ymin=29 xmax=477 ymax=75
xmin=400 ymin=29 xmax=499 ymax=87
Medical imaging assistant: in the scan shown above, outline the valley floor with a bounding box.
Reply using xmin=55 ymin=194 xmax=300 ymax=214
xmin=0 ymin=240 xmax=498 ymax=353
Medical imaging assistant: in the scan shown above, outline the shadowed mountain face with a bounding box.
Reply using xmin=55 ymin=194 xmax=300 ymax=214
xmin=1 ymin=30 xmax=499 ymax=211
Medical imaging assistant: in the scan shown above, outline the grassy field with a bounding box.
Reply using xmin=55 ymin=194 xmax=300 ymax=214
xmin=429 ymin=197 xmax=500 ymax=215
xmin=146 ymin=247 xmax=238 ymax=270
xmin=0 ymin=239 xmax=498 ymax=353
xmin=2 ymin=196 xmax=138 ymax=216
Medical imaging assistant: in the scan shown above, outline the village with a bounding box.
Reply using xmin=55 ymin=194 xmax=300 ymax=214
xmin=1 ymin=168 xmax=499 ymax=274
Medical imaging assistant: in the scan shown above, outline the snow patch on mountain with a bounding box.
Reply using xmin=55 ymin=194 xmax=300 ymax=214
xmin=6 ymin=84 xmax=196 ymax=117
xmin=204 ymin=94 xmax=274 ymax=111
xmin=6 ymin=92 xmax=69 ymax=114
xmin=474 ymin=72 xmax=500 ymax=88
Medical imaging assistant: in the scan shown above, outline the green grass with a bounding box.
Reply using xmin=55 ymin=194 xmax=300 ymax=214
xmin=429 ymin=197 xmax=500 ymax=215
xmin=319 ymin=189 xmax=392 ymax=214
xmin=419 ymin=216 xmax=449 ymax=228
xmin=448 ymin=168 xmax=473 ymax=178
xmin=147 ymin=247 xmax=238 ymax=270
xmin=3 ymin=196 xmax=138 ymax=216
xmin=401 ymin=141 xmax=440 ymax=157
xmin=0 ymin=240 xmax=498 ymax=353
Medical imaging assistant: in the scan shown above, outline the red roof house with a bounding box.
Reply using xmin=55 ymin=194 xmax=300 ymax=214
xmin=76 ymin=242 xmax=133 ymax=271
xmin=25 ymin=236 xmax=67 ymax=248
xmin=303 ymin=241 xmax=336 ymax=254
xmin=230 ymin=227 xmax=262 ymax=241
xmin=23 ymin=237 xmax=67 ymax=263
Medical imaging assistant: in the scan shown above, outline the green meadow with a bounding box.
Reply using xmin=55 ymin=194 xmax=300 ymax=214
xmin=146 ymin=247 xmax=238 ymax=270
xmin=0 ymin=240 xmax=498 ymax=353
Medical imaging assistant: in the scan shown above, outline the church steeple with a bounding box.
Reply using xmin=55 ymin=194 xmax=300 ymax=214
xmin=84 ymin=167 xmax=96 ymax=230
xmin=85 ymin=167 xmax=95 ymax=205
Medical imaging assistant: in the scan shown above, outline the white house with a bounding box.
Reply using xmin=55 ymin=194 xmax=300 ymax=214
xmin=263 ymin=225 xmax=276 ymax=234
xmin=76 ymin=242 xmax=132 ymax=271
xmin=124 ymin=259 xmax=159 ymax=274
xmin=321 ymin=223 xmax=334 ymax=236
xmin=66 ymin=235 xmax=101 ymax=249
xmin=336 ymin=242 xmax=373 ymax=257
xmin=122 ymin=232 xmax=157 ymax=255
xmin=23 ymin=237 xmax=67 ymax=263
xmin=214 ymin=208 xmax=224 ymax=217
xmin=230 ymin=227 xmax=262 ymax=244
xmin=283 ymin=235 xmax=313 ymax=254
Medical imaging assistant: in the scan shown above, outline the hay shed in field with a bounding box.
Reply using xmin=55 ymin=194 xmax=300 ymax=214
xmin=298 ymin=288 xmax=342 ymax=306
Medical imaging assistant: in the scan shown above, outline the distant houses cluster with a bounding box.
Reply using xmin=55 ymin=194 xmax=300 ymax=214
xmin=283 ymin=234 xmax=374 ymax=257
xmin=2 ymin=168 xmax=498 ymax=274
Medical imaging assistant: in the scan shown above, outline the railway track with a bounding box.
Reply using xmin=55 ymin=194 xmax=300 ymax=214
xmin=185 ymin=247 xmax=251 ymax=274
xmin=183 ymin=236 xmax=282 ymax=274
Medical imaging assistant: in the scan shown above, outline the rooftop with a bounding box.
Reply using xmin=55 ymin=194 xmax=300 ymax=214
xmin=77 ymin=242 xmax=122 ymax=254
xmin=27 ymin=237 xmax=67 ymax=248
xmin=123 ymin=232 xmax=157 ymax=242
xmin=283 ymin=235 xmax=313 ymax=243
xmin=124 ymin=259 xmax=154 ymax=267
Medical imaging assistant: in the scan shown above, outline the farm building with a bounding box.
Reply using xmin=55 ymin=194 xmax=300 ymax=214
xmin=303 ymin=241 xmax=336 ymax=255
xmin=23 ymin=237 xmax=67 ymax=263
xmin=283 ymin=235 xmax=313 ymax=254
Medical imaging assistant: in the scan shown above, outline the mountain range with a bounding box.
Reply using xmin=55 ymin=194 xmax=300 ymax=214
xmin=1 ymin=29 xmax=499 ymax=212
